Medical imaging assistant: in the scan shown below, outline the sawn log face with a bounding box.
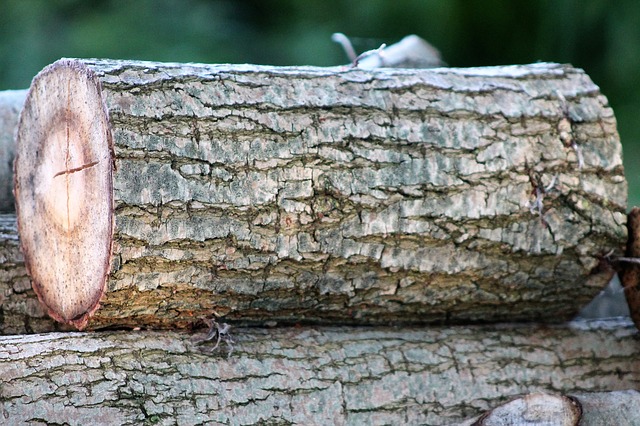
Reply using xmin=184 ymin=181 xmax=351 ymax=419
xmin=13 ymin=59 xmax=627 ymax=329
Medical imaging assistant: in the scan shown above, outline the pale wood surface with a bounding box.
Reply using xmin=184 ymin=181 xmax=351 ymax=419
xmin=462 ymin=390 xmax=640 ymax=426
xmin=13 ymin=59 xmax=627 ymax=329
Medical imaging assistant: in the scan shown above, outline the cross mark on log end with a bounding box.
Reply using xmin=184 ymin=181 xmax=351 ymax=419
xmin=53 ymin=160 xmax=100 ymax=178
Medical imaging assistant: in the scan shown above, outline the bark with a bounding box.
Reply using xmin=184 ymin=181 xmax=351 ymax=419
xmin=13 ymin=59 xmax=627 ymax=330
xmin=0 ymin=90 xmax=26 ymax=212
xmin=0 ymin=319 xmax=637 ymax=425
xmin=462 ymin=391 xmax=640 ymax=426
xmin=0 ymin=214 xmax=60 ymax=334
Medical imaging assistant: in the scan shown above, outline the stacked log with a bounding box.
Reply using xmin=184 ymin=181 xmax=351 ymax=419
xmin=0 ymin=60 xmax=635 ymax=424
xmin=0 ymin=90 xmax=59 ymax=333
xmin=11 ymin=59 xmax=627 ymax=330
xmin=0 ymin=320 xmax=638 ymax=425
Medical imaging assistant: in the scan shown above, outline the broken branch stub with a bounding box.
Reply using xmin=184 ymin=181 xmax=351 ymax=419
xmin=13 ymin=59 xmax=627 ymax=330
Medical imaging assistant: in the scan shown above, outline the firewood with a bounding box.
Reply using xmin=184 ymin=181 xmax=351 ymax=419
xmin=12 ymin=59 xmax=626 ymax=329
xmin=0 ymin=320 xmax=637 ymax=424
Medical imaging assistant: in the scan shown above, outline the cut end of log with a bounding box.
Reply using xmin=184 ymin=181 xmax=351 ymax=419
xmin=471 ymin=393 xmax=582 ymax=426
xmin=14 ymin=59 xmax=114 ymax=329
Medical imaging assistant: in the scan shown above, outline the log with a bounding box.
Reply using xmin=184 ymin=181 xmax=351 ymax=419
xmin=0 ymin=214 xmax=59 ymax=334
xmin=0 ymin=204 xmax=621 ymax=335
xmin=13 ymin=59 xmax=627 ymax=329
xmin=0 ymin=319 xmax=637 ymax=425
xmin=0 ymin=90 xmax=26 ymax=212
xmin=461 ymin=391 xmax=640 ymax=426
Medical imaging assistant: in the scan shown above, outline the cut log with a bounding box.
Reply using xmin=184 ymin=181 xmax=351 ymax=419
xmin=0 ymin=90 xmax=26 ymax=212
xmin=13 ymin=59 xmax=627 ymax=329
xmin=461 ymin=391 xmax=640 ymax=426
xmin=0 ymin=214 xmax=59 ymax=334
xmin=0 ymin=319 xmax=637 ymax=425
xmin=6 ymin=210 xmax=624 ymax=335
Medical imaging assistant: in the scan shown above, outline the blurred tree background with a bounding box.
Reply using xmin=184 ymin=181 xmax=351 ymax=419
xmin=1 ymin=0 xmax=639 ymax=205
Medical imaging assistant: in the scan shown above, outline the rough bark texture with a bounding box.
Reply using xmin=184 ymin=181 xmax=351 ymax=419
xmin=462 ymin=390 xmax=640 ymax=426
xmin=0 ymin=214 xmax=59 ymax=334
xmin=0 ymin=90 xmax=26 ymax=212
xmin=14 ymin=59 xmax=627 ymax=329
xmin=0 ymin=319 xmax=637 ymax=425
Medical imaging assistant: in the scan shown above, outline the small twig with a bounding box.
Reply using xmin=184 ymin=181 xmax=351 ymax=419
xmin=526 ymin=172 xmax=560 ymax=224
xmin=196 ymin=318 xmax=235 ymax=357
xmin=352 ymin=43 xmax=387 ymax=68
xmin=544 ymin=174 xmax=558 ymax=193
xmin=528 ymin=186 xmax=544 ymax=216
xmin=331 ymin=32 xmax=357 ymax=62
xmin=613 ymin=257 xmax=640 ymax=266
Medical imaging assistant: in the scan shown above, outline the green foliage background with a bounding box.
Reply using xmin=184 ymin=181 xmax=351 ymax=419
xmin=2 ymin=0 xmax=639 ymax=206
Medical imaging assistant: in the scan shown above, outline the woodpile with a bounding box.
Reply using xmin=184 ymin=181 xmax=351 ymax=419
xmin=11 ymin=59 xmax=627 ymax=329
xmin=0 ymin=59 xmax=635 ymax=424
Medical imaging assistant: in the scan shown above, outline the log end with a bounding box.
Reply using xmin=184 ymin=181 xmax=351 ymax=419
xmin=468 ymin=393 xmax=582 ymax=426
xmin=14 ymin=59 xmax=114 ymax=329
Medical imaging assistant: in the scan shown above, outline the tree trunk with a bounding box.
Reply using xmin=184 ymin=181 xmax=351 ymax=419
xmin=0 ymin=90 xmax=26 ymax=212
xmin=0 ymin=319 xmax=637 ymax=425
xmin=13 ymin=59 xmax=627 ymax=330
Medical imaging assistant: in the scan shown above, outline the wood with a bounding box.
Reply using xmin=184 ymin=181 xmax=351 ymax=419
xmin=15 ymin=62 xmax=113 ymax=328
xmin=462 ymin=391 xmax=640 ymax=426
xmin=0 ymin=90 xmax=26 ymax=212
xmin=0 ymin=214 xmax=59 ymax=334
xmin=14 ymin=59 xmax=627 ymax=330
xmin=0 ymin=319 xmax=637 ymax=424
xmin=620 ymin=207 xmax=640 ymax=329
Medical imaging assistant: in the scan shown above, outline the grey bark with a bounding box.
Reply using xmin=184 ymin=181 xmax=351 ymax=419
xmin=0 ymin=90 xmax=26 ymax=212
xmin=13 ymin=59 xmax=627 ymax=329
xmin=0 ymin=214 xmax=59 ymax=334
xmin=0 ymin=319 xmax=637 ymax=425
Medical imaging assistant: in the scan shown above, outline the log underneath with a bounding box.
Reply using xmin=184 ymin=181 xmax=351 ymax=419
xmin=0 ymin=214 xmax=59 ymax=334
xmin=0 ymin=90 xmax=26 ymax=212
xmin=14 ymin=59 xmax=627 ymax=329
xmin=0 ymin=319 xmax=637 ymax=425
